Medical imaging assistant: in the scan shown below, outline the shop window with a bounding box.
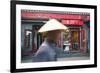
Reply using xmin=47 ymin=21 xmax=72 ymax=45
xmin=24 ymin=30 xmax=32 ymax=48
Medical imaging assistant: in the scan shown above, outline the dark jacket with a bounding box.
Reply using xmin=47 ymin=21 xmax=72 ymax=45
xmin=32 ymin=39 xmax=61 ymax=62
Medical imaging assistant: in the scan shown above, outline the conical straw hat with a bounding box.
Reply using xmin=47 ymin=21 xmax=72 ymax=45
xmin=38 ymin=19 xmax=68 ymax=33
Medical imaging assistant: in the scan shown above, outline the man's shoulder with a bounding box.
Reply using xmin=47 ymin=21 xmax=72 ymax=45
xmin=38 ymin=45 xmax=50 ymax=53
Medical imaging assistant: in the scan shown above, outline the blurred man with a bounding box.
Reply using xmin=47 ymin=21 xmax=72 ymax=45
xmin=32 ymin=19 xmax=68 ymax=62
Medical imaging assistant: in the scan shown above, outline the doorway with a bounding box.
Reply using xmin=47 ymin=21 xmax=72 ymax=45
xmin=70 ymin=28 xmax=80 ymax=51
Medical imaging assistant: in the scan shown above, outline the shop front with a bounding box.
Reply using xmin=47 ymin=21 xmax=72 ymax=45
xmin=21 ymin=10 xmax=90 ymax=54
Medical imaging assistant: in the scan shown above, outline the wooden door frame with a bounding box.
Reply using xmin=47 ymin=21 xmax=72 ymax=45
xmin=70 ymin=27 xmax=80 ymax=51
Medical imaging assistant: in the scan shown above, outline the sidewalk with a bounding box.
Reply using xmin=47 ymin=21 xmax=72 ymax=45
xmin=58 ymin=56 xmax=90 ymax=61
xmin=21 ymin=51 xmax=90 ymax=63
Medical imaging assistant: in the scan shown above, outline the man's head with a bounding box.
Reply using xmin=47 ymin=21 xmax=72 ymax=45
xmin=46 ymin=30 xmax=61 ymax=41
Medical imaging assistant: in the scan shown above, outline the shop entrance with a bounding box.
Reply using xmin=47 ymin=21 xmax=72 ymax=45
xmin=70 ymin=28 xmax=80 ymax=51
xmin=32 ymin=25 xmax=43 ymax=52
xmin=62 ymin=27 xmax=80 ymax=51
xmin=23 ymin=24 xmax=44 ymax=53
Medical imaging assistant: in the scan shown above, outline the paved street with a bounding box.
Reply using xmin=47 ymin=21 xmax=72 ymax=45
xmin=58 ymin=56 xmax=89 ymax=61
xmin=21 ymin=55 xmax=90 ymax=63
xmin=21 ymin=50 xmax=90 ymax=63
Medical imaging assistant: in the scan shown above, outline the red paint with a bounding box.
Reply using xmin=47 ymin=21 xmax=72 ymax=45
xmin=21 ymin=12 xmax=82 ymax=19
xmin=86 ymin=16 xmax=90 ymax=20
xmin=80 ymin=29 xmax=85 ymax=33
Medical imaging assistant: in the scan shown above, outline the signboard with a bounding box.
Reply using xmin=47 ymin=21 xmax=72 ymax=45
xmin=62 ymin=20 xmax=84 ymax=25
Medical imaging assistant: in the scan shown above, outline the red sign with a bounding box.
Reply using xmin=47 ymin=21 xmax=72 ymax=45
xmin=61 ymin=20 xmax=84 ymax=25
xmin=21 ymin=12 xmax=82 ymax=20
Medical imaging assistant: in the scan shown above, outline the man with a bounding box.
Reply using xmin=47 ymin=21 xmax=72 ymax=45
xmin=32 ymin=19 xmax=68 ymax=62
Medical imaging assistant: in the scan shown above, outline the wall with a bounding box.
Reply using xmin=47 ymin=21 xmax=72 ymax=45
xmin=0 ymin=0 xmax=99 ymax=73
